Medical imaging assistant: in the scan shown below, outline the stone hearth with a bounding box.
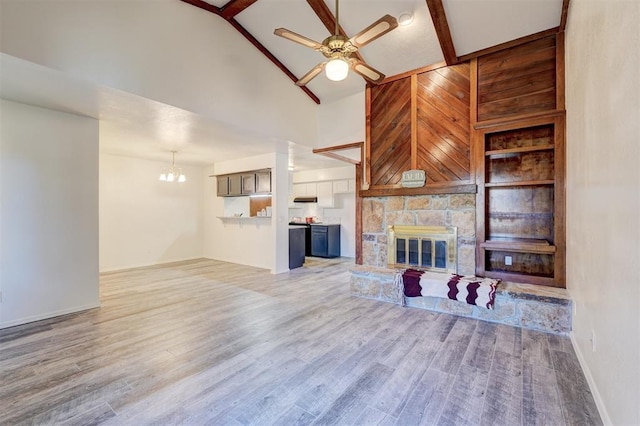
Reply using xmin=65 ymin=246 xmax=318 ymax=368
xmin=350 ymin=265 xmax=572 ymax=335
xmin=355 ymin=193 xmax=571 ymax=334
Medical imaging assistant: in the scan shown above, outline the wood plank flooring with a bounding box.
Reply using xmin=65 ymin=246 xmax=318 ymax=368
xmin=0 ymin=258 xmax=602 ymax=425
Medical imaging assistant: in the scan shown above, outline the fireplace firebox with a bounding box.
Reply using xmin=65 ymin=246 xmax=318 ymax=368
xmin=388 ymin=225 xmax=458 ymax=274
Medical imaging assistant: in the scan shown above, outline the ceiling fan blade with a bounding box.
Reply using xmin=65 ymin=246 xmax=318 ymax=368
xmin=348 ymin=15 xmax=399 ymax=49
xmin=296 ymin=62 xmax=326 ymax=86
xmin=350 ymin=59 xmax=386 ymax=84
xmin=274 ymin=28 xmax=324 ymax=50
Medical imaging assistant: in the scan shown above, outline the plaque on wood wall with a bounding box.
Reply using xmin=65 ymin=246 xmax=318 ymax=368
xmin=401 ymin=170 xmax=426 ymax=188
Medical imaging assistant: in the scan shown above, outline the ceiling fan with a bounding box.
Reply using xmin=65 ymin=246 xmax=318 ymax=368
xmin=274 ymin=0 xmax=398 ymax=86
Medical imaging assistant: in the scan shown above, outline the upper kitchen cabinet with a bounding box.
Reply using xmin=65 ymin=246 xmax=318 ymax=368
xmin=292 ymin=183 xmax=317 ymax=197
xmin=241 ymin=173 xmax=256 ymax=195
xmin=256 ymin=170 xmax=271 ymax=194
xmin=317 ymin=182 xmax=334 ymax=208
xmin=217 ymin=176 xmax=229 ymax=196
xmin=228 ymin=174 xmax=242 ymax=196
xmin=215 ymin=169 xmax=272 ymax=197
xmin=332 ymin=179 xmax=355 ymax=194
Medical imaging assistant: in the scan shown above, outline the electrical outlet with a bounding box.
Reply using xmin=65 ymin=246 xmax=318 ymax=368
xmin=590 ymin=330 xmax=596 ymax=352
xmin=505 ymin=256 xmax=513 ymax=266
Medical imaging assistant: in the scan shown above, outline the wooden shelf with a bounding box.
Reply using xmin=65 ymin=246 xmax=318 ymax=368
xmin=485 ymin=180 xmax=554 ymax=188
xmin=481 ymin=239 xmax=556 ymax=254
xmin=485 ymin=144 xmax=555 ymax=157
xmin=481 ymin=270 xmax=559 ymax=287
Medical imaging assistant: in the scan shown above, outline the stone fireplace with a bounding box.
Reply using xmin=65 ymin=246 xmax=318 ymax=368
xmin=362 ymin=194 xmax=476 ymax=275
xmin=351 ymin=192 xmax=572 ymax=335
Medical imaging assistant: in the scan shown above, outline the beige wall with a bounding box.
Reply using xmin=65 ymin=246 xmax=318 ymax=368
xmin=99 ymin=153 xmax=204 ymax=272
xmin=565 ymin=0 xmax=640 ymax=424
xmin=0 ymin=100 xmax=100 ymax=328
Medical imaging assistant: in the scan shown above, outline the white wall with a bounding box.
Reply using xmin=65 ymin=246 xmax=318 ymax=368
xmin=565 ymin=1 xmax=640 ymax=424
xmin=99 ymin=153 xmax=204 ymax=272
xmin=0 ymin=0 xmax=318 ymax=148
xmin=317 ymin=92 xmax=365 ymax=148
xmin=204 ymin=153 xmax=289 ymax=273
xmin=0 ymin=100 xmax=99 ymax=329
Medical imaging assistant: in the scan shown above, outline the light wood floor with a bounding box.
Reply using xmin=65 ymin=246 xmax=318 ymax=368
xmin=1 ymin=258 xmax=601 ymax=425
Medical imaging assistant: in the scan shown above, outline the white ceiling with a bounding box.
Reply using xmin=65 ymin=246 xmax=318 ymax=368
xmin=0 ymin=0 xmax=564 ymax=170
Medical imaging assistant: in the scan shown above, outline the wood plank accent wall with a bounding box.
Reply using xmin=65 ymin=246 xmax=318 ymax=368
xmin=416 ymin=63 xmax=471 ymax=183
xmin=369 ymin=78 xmax=412 ymax=187
xmin=362 ymin=34 xmax=566 ymax=287
xmin=477 ymin=36 xmax=557 ymax=122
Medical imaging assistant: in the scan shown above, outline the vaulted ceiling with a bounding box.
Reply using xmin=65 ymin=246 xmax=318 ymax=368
xmin=0 ymin=0 xmax=570 ymax=170
xmin=183 ymin=0 xmax=569 ymax=104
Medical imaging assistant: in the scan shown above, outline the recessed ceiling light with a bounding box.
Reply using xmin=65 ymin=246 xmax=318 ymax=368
xmin=398 ymin=12 xmax=414 ymax=27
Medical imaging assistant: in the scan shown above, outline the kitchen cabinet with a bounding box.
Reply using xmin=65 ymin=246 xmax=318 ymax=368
xmin=311 ymin=224 xmax=340 ymax=258
xmin=332 ymin=179 xmax=355 ymax=194
xmin=215 ymin=168 xmax=272 ymax=197
xmin=228 ymin=174 xmax=242 ymax=196
xmin=293 ymin=183 xmax=317 ymax=197
xmin=289 ymin=227 xmax=306 ymax=269
xmin=317 ymin=182 xmax=334 ymax=207
xmin=242 ymin=173 xmax=256 ymax=194
xmin=256 ymin=171 xmax=271 ymax=193
xmin=217 ymin=176 xmax=229 ymax=196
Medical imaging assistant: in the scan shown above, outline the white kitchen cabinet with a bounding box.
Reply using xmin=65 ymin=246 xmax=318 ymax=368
xmin=333 ymin=179 xmax=356 ymax=194
xmin=293 ymin=183 xmax=317 ymax=197
xmin=317 ymin=182 xmax=334 ymax=207
xmin=332 ymin=180 xmax=349 ymax=194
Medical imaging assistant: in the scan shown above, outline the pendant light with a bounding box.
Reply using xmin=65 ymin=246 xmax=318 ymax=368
xmin=159 ymin=151 xmax=186 ymax=183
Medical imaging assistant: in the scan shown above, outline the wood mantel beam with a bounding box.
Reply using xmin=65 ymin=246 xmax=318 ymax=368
xmin=180 ymin=0 xmax=321 ymax=104
xmin=306 ymin=0 xmax=366 ymax=64
xmin=220 ymin=0 xmax=258 ymax=20
xmin=425 ymin=0 xmax=458 ymax=65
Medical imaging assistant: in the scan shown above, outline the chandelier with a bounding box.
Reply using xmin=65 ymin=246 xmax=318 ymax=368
xmin=159 ymin=151 xmax=186 ymax=183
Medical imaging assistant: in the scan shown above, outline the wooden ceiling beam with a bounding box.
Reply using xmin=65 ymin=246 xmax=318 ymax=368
xmin=220 ymin=0 xmax=259 ymax=20
xmin=180 ymin=0 xmax=320 ymax=104
xmin=425 ymin=0 xmax=458 ymax=65
xmin=305 ymin=0 xmax=366 ymax=63
xmin=313 ymin=142 xmax=364 ymax=165
xmin=559 ymin=0 xmax=571 ymax=32
xmin=181 ymin=0 xmax=221 ymax=14
xmin=226 ymin=18 xmax=321 ymax=104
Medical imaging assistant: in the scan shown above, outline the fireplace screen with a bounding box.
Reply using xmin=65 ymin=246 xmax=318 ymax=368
xmin=388 ymin=225 xmax=457 ymax=273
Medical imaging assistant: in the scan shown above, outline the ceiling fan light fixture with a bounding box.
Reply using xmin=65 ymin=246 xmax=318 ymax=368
xmin=398 ymin=12 xmax=414 ymax=27
xmin=325 ymin=57 xmax=349 ymax=81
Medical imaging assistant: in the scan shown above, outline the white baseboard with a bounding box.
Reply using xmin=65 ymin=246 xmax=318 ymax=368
xmin=0 ymin=302 xmax=100 ymax=330
xmin=570 ymin=331 xmax=612 ymax=425
xmin=99 ymin=257 xmax=206 ymax=273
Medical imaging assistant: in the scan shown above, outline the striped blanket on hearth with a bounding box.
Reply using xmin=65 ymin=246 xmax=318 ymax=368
xmin=397 ymin=269 xmax=499 ymax=309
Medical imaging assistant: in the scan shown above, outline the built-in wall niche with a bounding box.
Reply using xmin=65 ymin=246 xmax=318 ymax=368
xmin=249 ymin=196 xmax=272 ymax=217
xmin=476 ymin=114 xmax=565 ymax=287
xmin=222 ymin=195 xmax=272 ymax=218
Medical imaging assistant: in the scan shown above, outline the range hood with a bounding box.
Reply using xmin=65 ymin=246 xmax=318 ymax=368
xmin=293 ymin=196 xmax=318 ymax=203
